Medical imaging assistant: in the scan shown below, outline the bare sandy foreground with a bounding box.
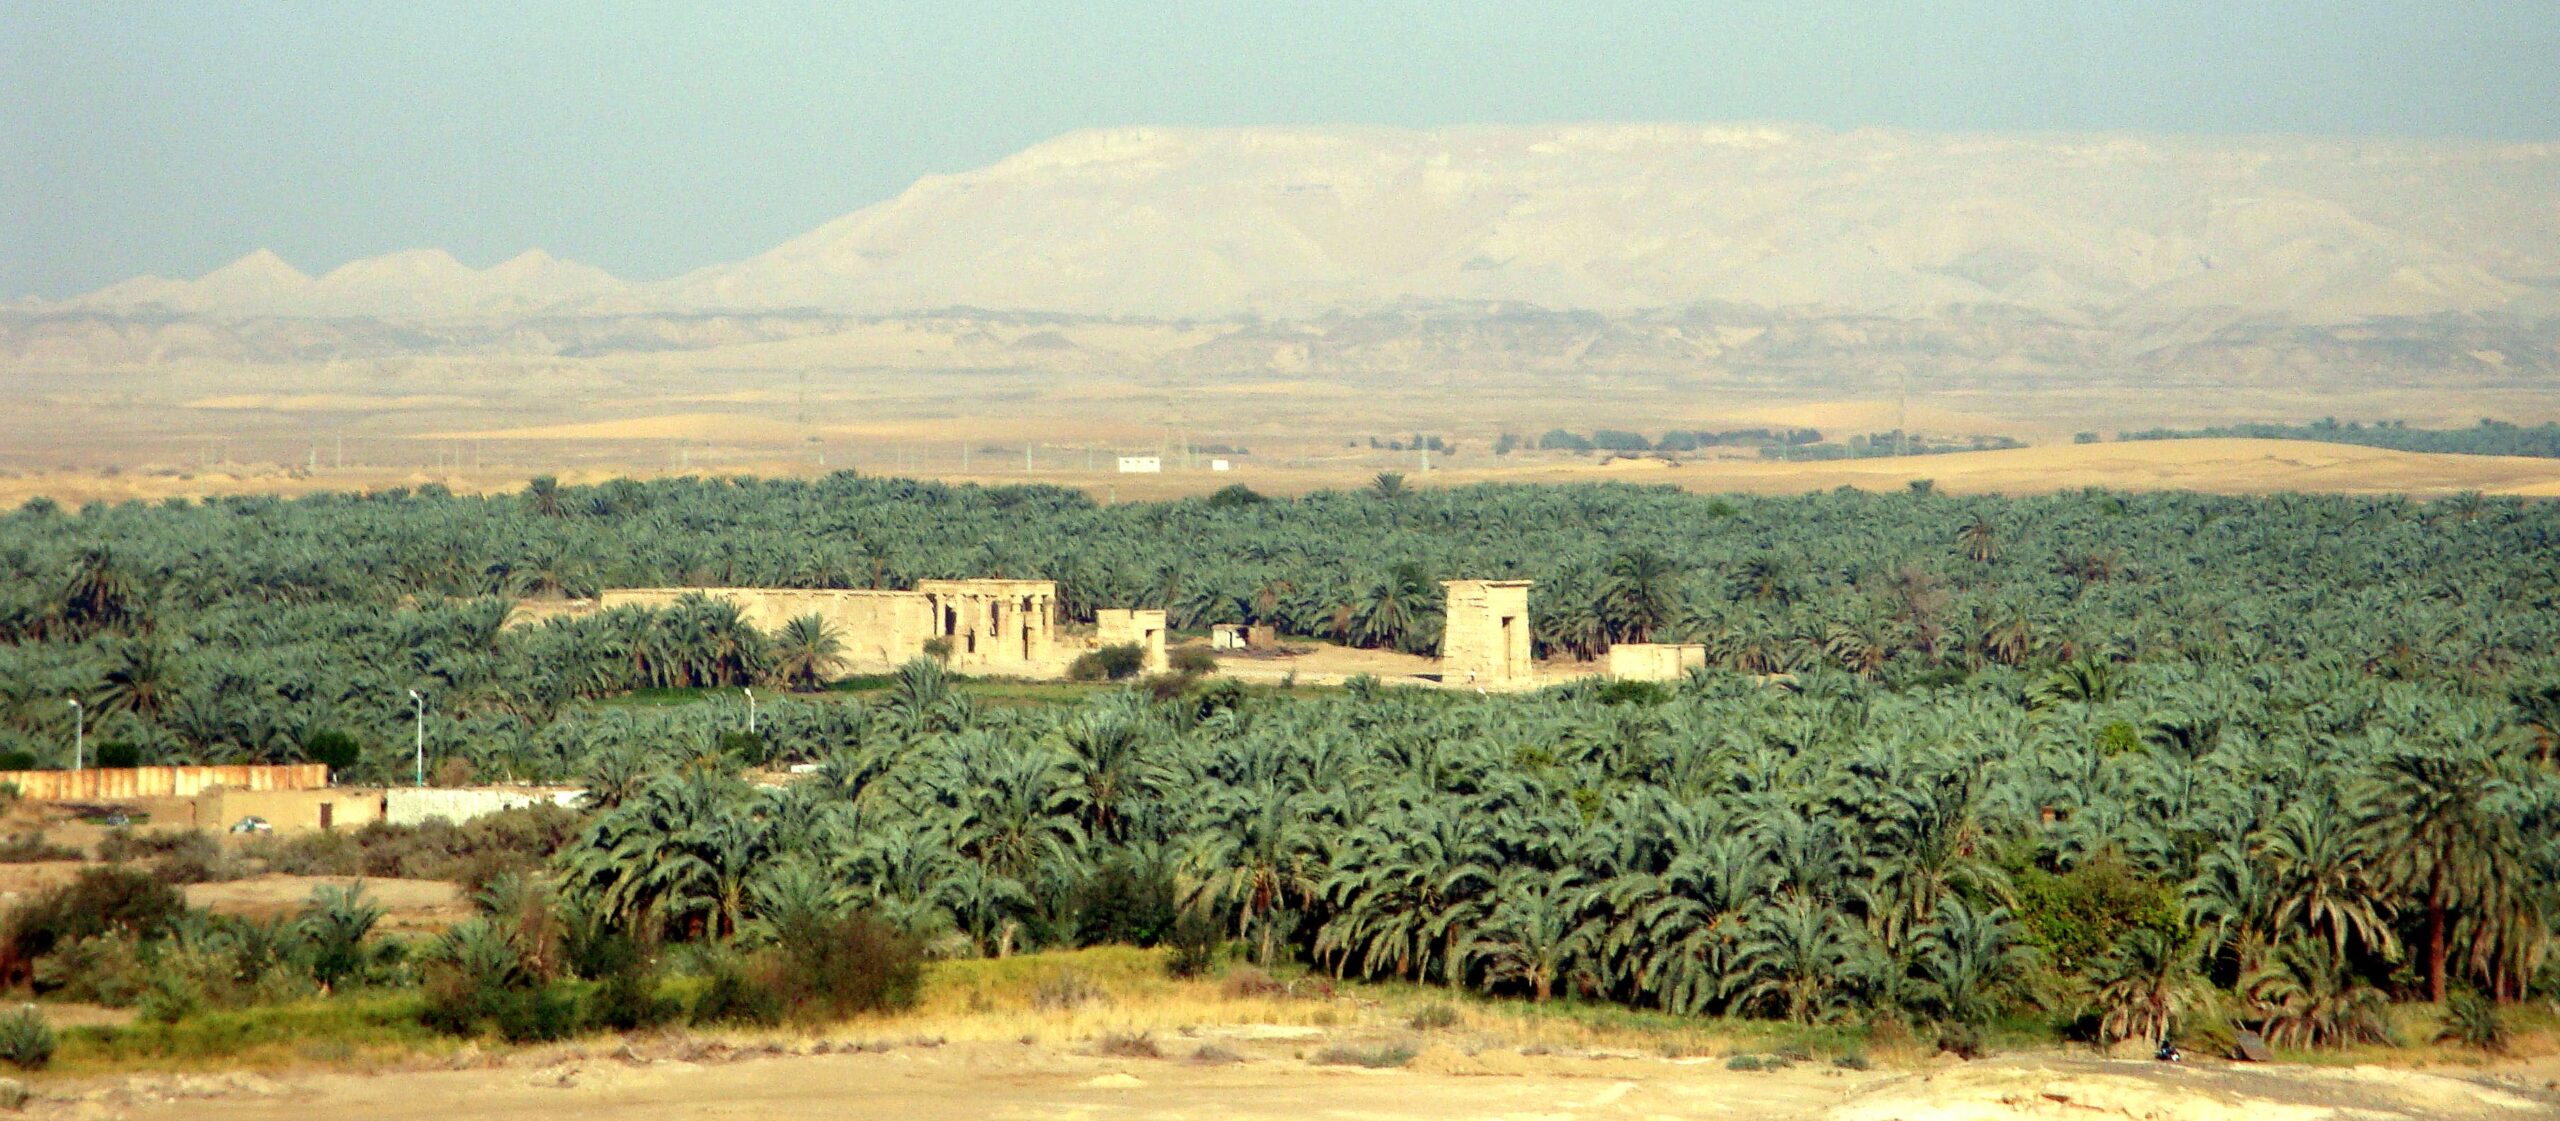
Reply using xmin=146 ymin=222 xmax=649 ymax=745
xmin=37 ymin=1035 xmax=2560 ymax=1121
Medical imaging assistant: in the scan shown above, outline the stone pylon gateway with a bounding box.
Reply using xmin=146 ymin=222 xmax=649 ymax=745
xmin=1440 ymin=580 xmax=1534 ymax=687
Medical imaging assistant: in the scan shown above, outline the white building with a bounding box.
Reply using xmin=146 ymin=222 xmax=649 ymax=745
xmin=1117 ymin=456 xmax=1162 ymax=474
xmin=1210 ymin=459 xmax=1232 ymax=472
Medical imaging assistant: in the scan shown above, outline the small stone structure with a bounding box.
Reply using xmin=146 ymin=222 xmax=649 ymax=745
xmin=1211 ymin=623 xmax=1248 ymax=650
xmin=1440 ymin=580 xmax=1535 ymax=686
xmin=194 ymin=786 xmax=384 ymax=835
xmin=598 ymin=579 xmax=1061 ymax=675
xmin=1096 ymin=608 xmax=1169 ymax=673
xmin=1605 ymin=642 xmax=1706 ymax=681
xmin=386 ymin=786 xmax=585 ymax=827
xmin=1248 ymin=624 xmax=1278 ymax=648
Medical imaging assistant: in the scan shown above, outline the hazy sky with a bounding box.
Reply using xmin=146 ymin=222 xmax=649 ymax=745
xmin=6 ymin=1 xmax=2557 ymax=298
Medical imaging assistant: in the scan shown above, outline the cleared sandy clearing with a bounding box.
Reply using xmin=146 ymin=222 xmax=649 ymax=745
xmin=56 ymin=1042 xmax=2560 ymax=1121
xmin=6 ymin=438 xmax=2559 ymax=512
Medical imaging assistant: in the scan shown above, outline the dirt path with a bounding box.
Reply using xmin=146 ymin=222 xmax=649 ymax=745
xmin=41 ymin=1039 xmax=2559 ymax=1121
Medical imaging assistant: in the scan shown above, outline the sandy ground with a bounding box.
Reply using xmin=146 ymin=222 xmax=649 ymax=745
xmin=182 ymin=875 xmax=468 ymax=933
xmin=7 ymin=437 xmax=2558 ymax=512
xmin=31 ymin=1038 xmax=2559 ymax=1121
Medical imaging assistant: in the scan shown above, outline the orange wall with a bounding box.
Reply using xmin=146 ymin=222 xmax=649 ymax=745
xmin=0 ymin=765 xmax=330 ymax=801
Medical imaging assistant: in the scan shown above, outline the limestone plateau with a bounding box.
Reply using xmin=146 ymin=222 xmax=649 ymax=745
xmin=26 ymin=124 xmax=2560 ymax=323
xmin=10 ymin=126 xmax=2558 ymax=386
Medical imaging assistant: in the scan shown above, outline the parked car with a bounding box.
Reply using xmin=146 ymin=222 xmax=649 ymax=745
xmin=229 ymin=816 xmax=272 ymax=834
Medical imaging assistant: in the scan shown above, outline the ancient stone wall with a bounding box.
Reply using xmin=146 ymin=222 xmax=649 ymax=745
xmin=1605 ymin=643 xmax=1706 ymax=681
xmin=596 ymin=580 xmax=1071 ymax=677
xmin=1440 ymin=580 xmax=1534 ymax=685
xmin=1097 ymin=609 xmax=1169 ymax=673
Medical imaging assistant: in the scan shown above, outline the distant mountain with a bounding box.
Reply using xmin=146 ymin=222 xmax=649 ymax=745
xmin=48 ymin=247 xmax=627 ymax=319
xmin=656 ymin=125 xmax=2560 ymax=321
xmin=22 ymin=123 xmax=2560 ymax=328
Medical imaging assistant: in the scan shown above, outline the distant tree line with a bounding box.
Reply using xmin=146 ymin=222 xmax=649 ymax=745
xmin=2117 ymin=418 xmax=2560 ymax=459
xmin=1512 ymin=427 xmax=1825 ymax=455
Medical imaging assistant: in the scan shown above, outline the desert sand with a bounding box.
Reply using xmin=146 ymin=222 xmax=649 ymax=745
xmin=36 ymin=1038 xmax=2558 ymax=1121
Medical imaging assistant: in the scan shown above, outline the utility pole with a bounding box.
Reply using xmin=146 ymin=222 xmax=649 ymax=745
xmin=744 ymin=687 xmax=757 ymax=734
xmin=66 ymin=698 xmax=82 ymax=771
xmin=407 ymin=690 xmax=425 ymax=787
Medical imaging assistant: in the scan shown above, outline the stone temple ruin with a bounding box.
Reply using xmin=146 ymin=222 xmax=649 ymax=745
xmin=1096 ymin=608 xmax=1169 ymax=674
xmin=599 ymin=579 xmax=1063 ymax=675
xmin=1440 ymin=579 xmax=1535 ymax=687
xmin=1605 ymin=642 xmax=1706 ymax=681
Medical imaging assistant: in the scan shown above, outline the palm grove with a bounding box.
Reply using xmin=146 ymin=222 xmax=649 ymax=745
xmin=1 ymin=473 xmax=2557 ymax=1051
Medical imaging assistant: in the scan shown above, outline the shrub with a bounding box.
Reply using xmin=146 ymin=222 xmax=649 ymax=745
xmin=1031 ymin=968 xmax=1107 ymax=1011
xmin=0 ymin=1009 xmax=53 ymax=1071
xmin=142 ymin=831 xmax=234 ymax=884
xmin=1164 ymin=908 xmax=1224 ymax=979
xmin=2011 ymin=852 xmax=2182 ymax=976
xmin=302 ymin=730 xmax=363 ymax=774
xmin=1076 ymin=858 xmax=1180 ymax=948
xmin=3 ymin=865 xmax=187 ymax=984
xmin=1724 ymin=1054 xmax=1767 ymax=1072
xmin=1220 ymin=966 xmax=1284 ymax=999
xmin=1168 ymin=647 xmax=1218 ymax=678
xmin=93 ymin=742 xmax=144 ymax=769
xmin=2438 ymin=989 xmax=2506 ymax=1053
xmin=1068 ymin=644 xmax=1146 ymax=682
xmin=0 ymin=833 xmax=77 ymax=863
xmin=1203 ymin=484 xmax=1267 ymax=509
xmin=689 ymin=961 xmax=783 ymax=1027
xmin=1313 ymin=1042 xmax=1416 ymax=1068
xmin=1408 ymin=1003 xmax=1460 ymax=1030
xmin=1091 ymin=1031 xmax=1161 ymax=1058
xmin=1935 ymin=1021 xmax=1987 ymax=1059
xmin=768 ymin=911 xmax=923 ymax=1021
xmin=589 ymin=966 xmax=678 ymax=1033
xmin=1190 ymin=1042 xmax=1244 ymax=1064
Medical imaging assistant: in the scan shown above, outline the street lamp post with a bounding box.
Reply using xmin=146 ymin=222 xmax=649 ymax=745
xmin=743 ymin=687 xmax=756 ymax=735
xmin=66 ymin=699 xmax=83 ymax=771
xmin=407 ymin=689 xmax=425 ymax=788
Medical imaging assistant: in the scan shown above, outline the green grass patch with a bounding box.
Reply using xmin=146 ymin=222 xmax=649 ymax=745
xmin=52 ymin=993 xmax=451 ymax=1074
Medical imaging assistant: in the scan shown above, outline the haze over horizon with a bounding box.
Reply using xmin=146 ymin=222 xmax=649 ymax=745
xmin=8 ymin=1 xmax=2560 ymax=300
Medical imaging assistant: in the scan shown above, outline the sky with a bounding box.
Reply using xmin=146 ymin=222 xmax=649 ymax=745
xmin=5 ymin=1 xmax=2558 ymax=298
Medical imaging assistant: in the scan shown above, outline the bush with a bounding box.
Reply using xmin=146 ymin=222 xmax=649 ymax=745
xmin=2438 ymin=989 xmax=2506 ymax=1053
xmin=302 ymin=730 xmax=363 ymax=774
xmin=3 ymin=865 xmax=187 ymax=984
xmin=1220 ymin=966 xmax=1284 ymax=999
xmin=689 ymin=961 xmax=783 ymax=1027
xmin=93 ymin=741 xmax=144 ymax=769
xmin=768 ymin=911 xmax=923 ymax=1021
xmin=589 ymin=967 xmax=678 ymax=1033
xmin=1168 ymin=647 xmax=1217 ymax=678
xmin=2011 ymin=852 xmax=2182 ymax=976
xmin=1313 ymin=1042 xmax=1416 ymax=1068
xmin=1164 ymin=908 xmax=1224 ymax=979
xmin=0 ymin=1009 xmax=51 ymax=1071
xmin=1031 ymin=968 xmax=1107 ymax=1012
xmin=1091 ymin=1030 xmax=1162 ymax=1058
xmin=1068 ymin=644 xmax=1146 ymax=682
xmin=1408 ymin=1003 xmax=1460 ymax=1030
xmin=1076 ymin=859 xmax=1180 ymax=948
xmin=0 ymin=832 xmax=78 ymax=863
